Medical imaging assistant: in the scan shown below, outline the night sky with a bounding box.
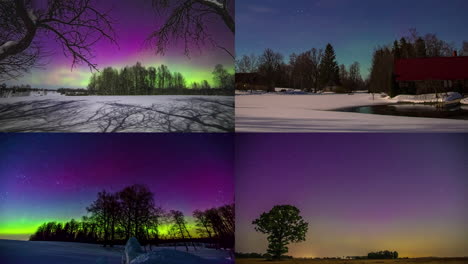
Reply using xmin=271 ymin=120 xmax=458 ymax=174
xmin=236 ymin=0 xmax=468 ymax=77
xmin=236 ymin=134 xmax=468 ymax=258
xmin=0 ymin=134 xmax=234 ymax=241
xmin=7 ymin=0 xmax=234 ymax=89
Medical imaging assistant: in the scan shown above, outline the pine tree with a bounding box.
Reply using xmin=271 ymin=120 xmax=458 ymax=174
xmin=319 ymin=43 xmax=340 ymax=88
xmin=392 ymin=40 xmax=401 ymax=59
xmin=415 ymin=37 xmax=427 ymax=57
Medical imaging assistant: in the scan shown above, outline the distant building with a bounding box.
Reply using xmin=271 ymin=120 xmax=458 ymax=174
xmin=394 ymin=52 xmax=468 ymax=94
xmin=235 ymin=72 xmax=268 ymax=91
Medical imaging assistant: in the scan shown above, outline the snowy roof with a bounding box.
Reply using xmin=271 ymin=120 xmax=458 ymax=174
xmin=395 ymin=56 xmax=468 ymax=81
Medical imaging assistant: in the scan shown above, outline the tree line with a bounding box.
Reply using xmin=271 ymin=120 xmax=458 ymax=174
xmin=29 ymin=184 xmax=234 ymax=249
xmin=236 ymin=43 xmax=364 ymax=93
xmin=87 ymin=62 xmax=234 ymax=95
xmin=369 ymin=29 xmax=468 ymax=96
xmin=367 ymin=250 xmax=399 ymax=259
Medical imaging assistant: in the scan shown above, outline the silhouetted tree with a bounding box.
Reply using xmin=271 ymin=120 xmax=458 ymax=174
xmin=148 ymin=0 xmax=234 ymax=58
xmin=118 ymin=184 xmax=155 ymax=241
xmin=87 ymin=191 xmax=120 ymax=246
xmin=460 ymin=41 xmax=468 ymax=56
xmin=258 ymin=48 xmax=284 ymax=92
xmin=368 ymin=250 xmax=399 ymax=259
xmin=170 ymin=210 xmax=196 ymax=251
xmin=415 ymin=37 xmax=427 ymax=57
xmin=236 ymin=54 xmax=259 ymax=73
xmin=318 ymin=43 xmax=340 ymax=88
xmin=252 ymin=205 xmax=308 ymax=260
xmin=193 ymin=209 xmax=213 ymax=239
xmin=212 ymin=64 xmax=234 ymax=89
xmin=0 ymin=0 xmax=116 ymax=80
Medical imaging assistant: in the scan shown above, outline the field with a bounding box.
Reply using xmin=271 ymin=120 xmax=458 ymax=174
xmin=0 ymin=95 xmax=234 ymax=132
xmin=236 ymin=258 xmax=468 ymax=264
xmin=236 ymin=92 xmax=468 ymax=132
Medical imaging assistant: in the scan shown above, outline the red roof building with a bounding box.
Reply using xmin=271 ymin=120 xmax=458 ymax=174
xmin=394 ymin=56 xmax=468 ymax=81
xmin=394 ymin=55 xmax=468 ymax=94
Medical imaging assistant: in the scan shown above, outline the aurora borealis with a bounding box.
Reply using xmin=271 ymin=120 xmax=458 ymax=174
xmin=0 ymin=133 xmax=234 ymax=240
xmin=236 ymin=134 xmax=468 ymax=258
xmin=6 ymin=0 xmax=233 ymax=89
xmin=236 ymin=0 xmax=468 ymax=78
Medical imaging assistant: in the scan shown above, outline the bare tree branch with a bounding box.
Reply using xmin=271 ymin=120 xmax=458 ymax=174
xmin=147 ymin=0 xmax=234 ymax=58
xmin=0 ymin=0 xmax=117 ymax=80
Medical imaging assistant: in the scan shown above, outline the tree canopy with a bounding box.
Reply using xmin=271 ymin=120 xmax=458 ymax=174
xmin=252 ymin=205 xmax=308 ymax=260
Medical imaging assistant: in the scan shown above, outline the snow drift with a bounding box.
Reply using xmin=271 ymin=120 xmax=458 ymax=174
xmin=389 ymin=92 xmax=462 ymax=104
xmin=122 ymin=238 xmax=232 ymax=264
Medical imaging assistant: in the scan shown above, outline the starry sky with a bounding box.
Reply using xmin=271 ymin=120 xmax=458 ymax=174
xmin=236 ymin=0 xmax=468 ymax=78
xmin=7 ymin=0 xmax=234 ymax=89
xmin=236 ymin=134 xmax=468 ymax=258
xmin=0 ymin=133 xmax=234 ymax=241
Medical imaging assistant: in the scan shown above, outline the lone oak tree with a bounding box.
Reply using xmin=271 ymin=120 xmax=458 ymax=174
xmin=252 ymin=205 xmax=308 ymax=260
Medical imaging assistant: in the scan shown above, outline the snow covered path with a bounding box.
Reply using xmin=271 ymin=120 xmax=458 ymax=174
xmin=236 ymin=93 xmax=468 ymax=132
xmin=0 ymin=95 xmax=234 ymax=132
xmin=0 ymin=239 xmax=122 ymax=264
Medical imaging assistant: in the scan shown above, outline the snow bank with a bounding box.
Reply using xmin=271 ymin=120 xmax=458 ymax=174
xmin=123 ymin=238 xmax=231 ymax=264
xmin=124 ymin=237 xmax=145 ymax=264
xmin=130 ymin=249 xmax=218 ymax=264
xmin=390 ymin=92 xmax=462 ymax=104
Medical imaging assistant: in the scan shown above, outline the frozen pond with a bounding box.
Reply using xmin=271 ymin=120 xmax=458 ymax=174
xmin=336 ymin=103 xmax=468 ymax=120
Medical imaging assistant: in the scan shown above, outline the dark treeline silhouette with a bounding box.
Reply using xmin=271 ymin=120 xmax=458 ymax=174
xmin=87 ymin=62 xmax=234 ymax=96
xmin=369 ymin=28 xmax=467 ymax=96
xmin=368 ymin=250 xmax=399 ymax=259
xmin=236 ymin=44 xmax=364 ymax=93
xmin=29 ymin=184 xmax=234 ymax=250
xmin=235 ymin=252 xmax=293 ymax=259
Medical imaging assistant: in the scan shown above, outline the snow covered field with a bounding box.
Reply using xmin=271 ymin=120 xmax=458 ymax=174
xmin=0 ymin=95 xmax=234 ymax=132
xmin=0 ymin=239 xmax=233 ymax=264
xmin=0 ymin=239 xmax=122 ymax=264
xmin=236 ymin=92 xmax=468 ymax=132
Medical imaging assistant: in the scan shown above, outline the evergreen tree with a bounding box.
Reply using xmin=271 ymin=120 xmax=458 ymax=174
xmin=415 ymin=37 xmax=427 ymax=57
xmin=318 ymin=43 xmax=340 ymax=88
xmin=392 ymin=40 xmax=401 ymax=58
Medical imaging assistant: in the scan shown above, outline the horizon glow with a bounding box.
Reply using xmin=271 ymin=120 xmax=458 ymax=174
xmin=236 ymin=134 xmax=468 ymax=258
xmin=0 ymin=134 xmax=234 ymax=241
xmin=6 ymin=0 xmax=233 ymax=89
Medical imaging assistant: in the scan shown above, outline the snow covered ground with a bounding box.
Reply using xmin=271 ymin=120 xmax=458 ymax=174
xmin=0 ymin=95 xmax=234 ymax=132
xmin=0 ymin=239 xmax=233 ymax=264
xmin=0 ymin=239 xmax=122 ymax=264
xmin=236 ymin=92 xmax=468 ymax=132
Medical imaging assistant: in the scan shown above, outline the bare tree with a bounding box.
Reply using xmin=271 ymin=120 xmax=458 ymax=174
xmin=118 ymin=184 xmax=155 ymax=241
xmin=193 ymin=209 xmax=213 ymax=239
xmin=236 ymin=54 xmax=258 ymax=73
xmin=87 ymin=190 xmax=120 ymax=247
xmin=460 ymin=41 xmax=468 ymax=56
xmin=258 ymin=48 xmax=284 ymax=92
xmin=148 ymin=0 xmax=234 ymax=58
xmin=170 ymin=210 xmax=196 ymax=251
xmin=0 ymin=0 xmax=116 ymax=81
